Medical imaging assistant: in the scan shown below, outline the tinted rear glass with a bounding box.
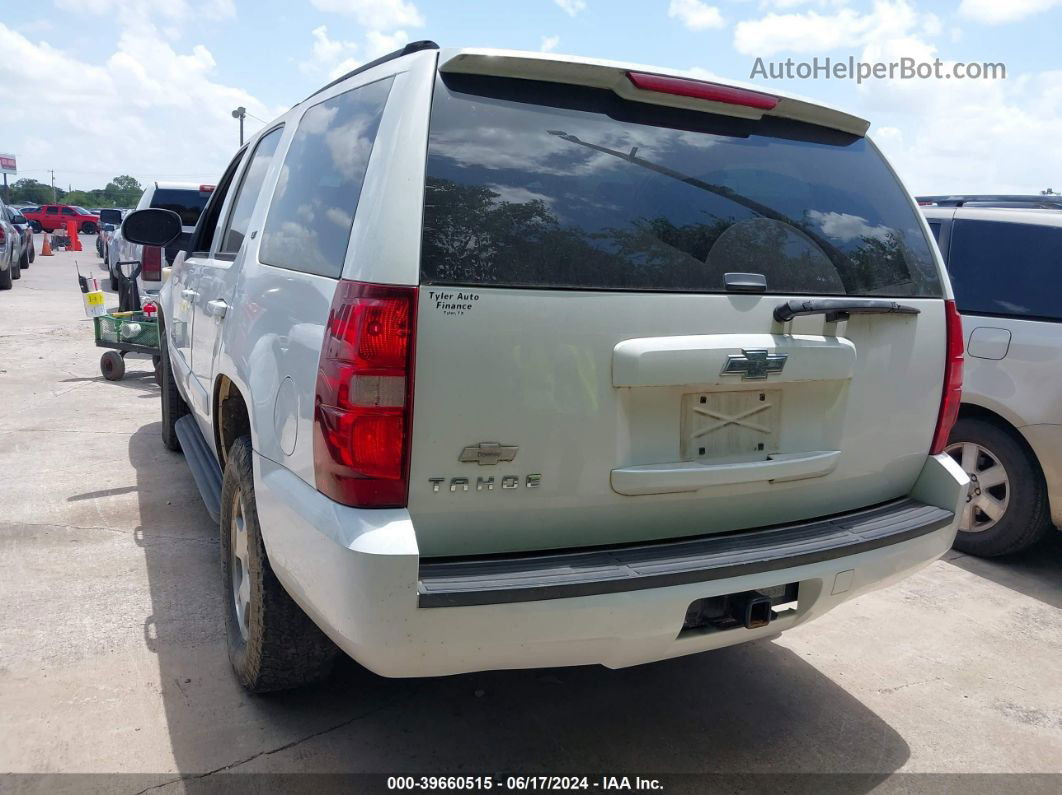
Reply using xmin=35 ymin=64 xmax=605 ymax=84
xmin=150 ymin=189 xmax=211 ymax=227
xmin=422 ymin=75 xmax=941 ymax=297
xmin=947 ymin=219 xmax=1062 ymax=321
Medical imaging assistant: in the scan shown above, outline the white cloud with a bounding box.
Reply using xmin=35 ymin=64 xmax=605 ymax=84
xmin=310 ymin=0 xmax=424 ymax=29
xmin=959 ymin=0 xmax=1062 ymax=24
xmin=365 ymin=29 xmax=411 ymax=57
xmin=54 ymin=0 xmax=235 ymax=24
xmin=807 ymin=210 xmax=891 ymax=242
xmin=540 ymin=35 xmax=560 ymax=52
xmin=299 ymin=26 xmax=410 ymax=80
xmin=760 ymin=0 xmax=849 ymax=8
xmin=0 ymin=21 xmax=269 ymax=191
xmin=733 ymin=0 xmax=931 ymax=56
xmin=300 ymin=25 xmax=358 ymax=76
xmin=553 ymin=0 xmax=587 ymax=17
xmin=669 ymin=0 xmax=725 ymax=31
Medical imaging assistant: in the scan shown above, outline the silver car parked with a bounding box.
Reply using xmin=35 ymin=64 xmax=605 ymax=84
xmin=922 ymin=200 xmax=1062 ymax=556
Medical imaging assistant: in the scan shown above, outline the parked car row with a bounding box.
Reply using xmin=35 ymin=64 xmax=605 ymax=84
xmin=0 ymin=197 xmax=34 ymax=290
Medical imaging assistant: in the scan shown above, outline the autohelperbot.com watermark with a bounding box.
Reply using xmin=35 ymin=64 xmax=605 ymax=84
xmin=750 ymin=56 xmax=1006 ymax=84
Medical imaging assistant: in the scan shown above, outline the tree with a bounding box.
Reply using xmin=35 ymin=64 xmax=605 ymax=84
xmin=1042 ymin=188 xmax=1057 ymax=196
xmin=9 ymin=178 xmax=55 ymax=204
xmin=103 ymin=175 xmax=144 ymax=206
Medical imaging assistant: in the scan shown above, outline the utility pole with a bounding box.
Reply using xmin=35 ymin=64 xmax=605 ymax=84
xmin=231 ymin=106 xmax=246 ymax=146
xmin=50 ymin=170 xmax=56 ymax=202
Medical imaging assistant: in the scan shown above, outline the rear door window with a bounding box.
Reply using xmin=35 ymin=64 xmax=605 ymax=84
xmin=46 ymin=207 xmax=58 ymax=215
xmin=422 ymin=75 xmax=941 ymax=297
xmin=947 ymin=219 xmax=1062 ymax=321
xmin=220 ymin=126 xmax=283 ymax=255
xmin=259 ymin=76 xmax=393 ymax=278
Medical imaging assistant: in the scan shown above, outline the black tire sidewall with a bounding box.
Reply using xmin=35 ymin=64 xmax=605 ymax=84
xmin=949 ymin=417 xmax=1050 ymax=556
xmin=100 ymin=351 xmax=124 ymax=381
xmin=219 ymin=437 xmax=256 ymax=681
xmin=159 ymin=313 xmax=187 ymax=451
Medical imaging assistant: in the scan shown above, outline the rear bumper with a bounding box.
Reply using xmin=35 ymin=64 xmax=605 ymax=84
xmin=254 ymin=453 xmax=967 ymax=678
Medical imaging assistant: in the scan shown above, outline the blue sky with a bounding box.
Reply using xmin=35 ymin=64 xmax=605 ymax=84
xmin=2 ymin=0 xmax=1061 ymax=196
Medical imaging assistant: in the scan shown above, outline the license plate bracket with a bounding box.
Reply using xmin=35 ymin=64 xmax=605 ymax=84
xmin=680 ymin=389 xmax=782 ymax=461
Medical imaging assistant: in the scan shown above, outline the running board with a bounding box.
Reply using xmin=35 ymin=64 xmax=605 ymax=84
xmin=174 ymin=415 xmax=223 ymax=523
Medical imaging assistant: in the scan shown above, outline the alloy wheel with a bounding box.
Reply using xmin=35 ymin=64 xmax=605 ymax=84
xmin=229 ymin=489 xmax=251 ymax=640
xmin=946 ymin=441 xmax=1010 ymax=533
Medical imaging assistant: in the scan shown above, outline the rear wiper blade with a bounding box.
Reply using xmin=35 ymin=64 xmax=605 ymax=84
xmin=774 ymin=298 xmax=920 ymax=323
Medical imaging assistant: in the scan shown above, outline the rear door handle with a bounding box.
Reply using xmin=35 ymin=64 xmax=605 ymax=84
xmin=181 ymin=289 xmax=197 ymax=300
xmin=206 ymin=299 xmax=228 ymax=319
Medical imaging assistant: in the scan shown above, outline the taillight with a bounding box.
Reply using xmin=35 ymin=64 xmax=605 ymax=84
xmin=930 ymin=300 xmax=964 ymax=455
xmin=626 ymin=71 xmax=779 ymax=110
xmin=313 ymin=281 xmax=417 ymax=508
xmin=142 ymin=245 xmax=162 ymax=281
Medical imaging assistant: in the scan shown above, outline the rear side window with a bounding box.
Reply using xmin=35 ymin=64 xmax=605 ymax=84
xmin=926 ymin=220 xmax=943 ymax=245
xmin=422 ymin=75 xmax=941 ymax=297
xmin=220 ymin=126 xmax=283 ymax=254
xmin=151 ymin=189 xmax=211 ymax=227
xmin=259 ymin=77 xmax=393 ymax=278
xmin=948 ymin=219 xmax=1062 ymax=321
xmin=46 ymin=207 xmax=58 ymax=215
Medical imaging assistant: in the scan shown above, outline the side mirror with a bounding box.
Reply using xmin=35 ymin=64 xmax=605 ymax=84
xmin=122 ymin=208 xmax=182 ymax=246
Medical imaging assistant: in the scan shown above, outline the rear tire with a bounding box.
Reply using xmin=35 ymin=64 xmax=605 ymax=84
xmin=30 ymin=221 xmax=41 ymax=233
xmin=10 ymin=254 xmax=20 ymax=280
xmin=0 ymin=264 xmax=11 ymax=290
xmin=946 ymin=417 xmax=1052 ymax=557
xmin=19 ymin=247 xmax=29 ymax=271
xmin=100 ymin=351 xmax=125 ymax=381
xmin=81 ymin=222 xmax=97 ymax=234
xmin=159 ymin=315 xmax=189 ymax=452
xmin=220 ymin=436 xmax=338 ymax=692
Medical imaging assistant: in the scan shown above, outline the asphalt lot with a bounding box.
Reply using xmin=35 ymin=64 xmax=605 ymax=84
xmin=0 ymin=236 xmax=1060 ymax=790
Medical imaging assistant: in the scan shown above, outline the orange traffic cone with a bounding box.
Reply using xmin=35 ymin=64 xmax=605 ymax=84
xmin=67 ymin=220 xmax=83 ymax=252
xmin=41 ymin=233 xmax=53 ymax=256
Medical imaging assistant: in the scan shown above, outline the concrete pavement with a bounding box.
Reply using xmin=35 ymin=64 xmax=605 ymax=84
xmin=0 ymin=236 xmax=1060 ymax=789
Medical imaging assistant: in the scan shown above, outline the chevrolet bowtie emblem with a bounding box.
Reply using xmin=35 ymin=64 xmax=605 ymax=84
xmin=721 ymin=349 xmax=788 ymax=380
xmin=458 ymin=442 xmax=519 ymax=466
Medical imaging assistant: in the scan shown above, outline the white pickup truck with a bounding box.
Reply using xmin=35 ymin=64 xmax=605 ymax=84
xmin=122 ymin=43 xmax=968 ymax=692
xmin=107 ymin=181 xmax=212 ymax=289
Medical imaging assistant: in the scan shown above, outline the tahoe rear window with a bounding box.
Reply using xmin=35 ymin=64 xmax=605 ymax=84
xmin=151 ymin=189 xmax=211 ymax=227
xmin=421 ymin=75 xmax=941 ymax=297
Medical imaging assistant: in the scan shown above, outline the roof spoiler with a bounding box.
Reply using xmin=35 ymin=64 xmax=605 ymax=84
xmin=439 ymin=50 xmax=869 ymax=137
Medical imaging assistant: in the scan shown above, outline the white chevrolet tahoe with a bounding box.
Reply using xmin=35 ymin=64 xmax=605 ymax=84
xmin=122 ymin=43 xmax=968 ymax=692
xmin=922 ymin=201 xmax=1062 ymax=557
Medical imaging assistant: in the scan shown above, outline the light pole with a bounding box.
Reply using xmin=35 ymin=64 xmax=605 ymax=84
xmin=231 ymin=106 xmax=246 ymax=146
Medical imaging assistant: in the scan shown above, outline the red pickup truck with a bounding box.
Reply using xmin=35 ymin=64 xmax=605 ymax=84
xmin=23 ymin=205 xmax=100 ymax=234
